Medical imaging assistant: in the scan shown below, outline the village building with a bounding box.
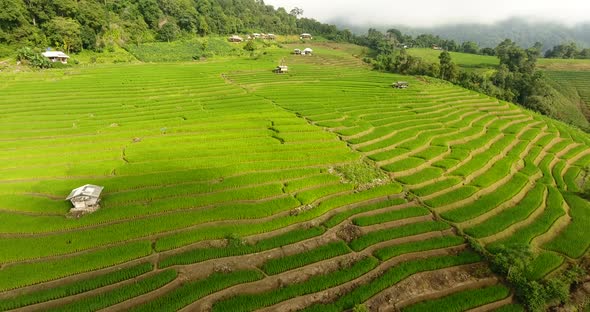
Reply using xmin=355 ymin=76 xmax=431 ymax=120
xmin=303 ymin=48 xmax=313 ymax=55
xmin=432 ymin=45 xmax=443 ymax=50
xmin=42 ymin=51 xmax=69 ymax=64
xmin=252 ymin=33 xmax=262 ymax=39
xmin=392 ymin=81 xmax=409 ymax=89
xmin=294 ymin=48 xmax=301 ymax=55
xmin=300 ymin=33 xmax=313 ymax=40
xmin=66 ymin=184 xmax=104 ymax=213
xmin=265 ymin=33 xmax=276 ymax=40
xmin=228 ymin=35 xmax=244 ymax=43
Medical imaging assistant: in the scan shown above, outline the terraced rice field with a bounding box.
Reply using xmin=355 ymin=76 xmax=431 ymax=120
xmin=545 ymin=71 xmax=590 ymax=108
xmin=0 ymin=44 xmax=588 ymax=311
xmin=407 ymin=48 xmax=499 ymax=71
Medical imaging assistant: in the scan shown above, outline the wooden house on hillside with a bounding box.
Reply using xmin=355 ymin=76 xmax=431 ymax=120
xmin=66 ymin=184 xmax=104 ymax=213
xmin=42 ymin=51 xmax=69 ymax=64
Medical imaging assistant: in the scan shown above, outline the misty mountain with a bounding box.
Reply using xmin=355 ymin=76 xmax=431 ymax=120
xmin=335 ymin=17 xmax=590 ymax=50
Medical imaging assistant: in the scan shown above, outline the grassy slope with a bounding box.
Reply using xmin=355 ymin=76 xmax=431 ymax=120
xmin=0 ymin=42 xmax=588 ymax=311
xmin=408 ymin=48 xmax=498 ymax=72
xmin=407 ymin=48 xmax=590 ymax=130
xmin=408 ymin=48 xmax=590 ymax=72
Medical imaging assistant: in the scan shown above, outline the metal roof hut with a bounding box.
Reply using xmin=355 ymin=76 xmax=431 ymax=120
xmin=274 ymin=58 xmax=288 ymax=73
xmin=42 ymin=51 xmax=70 ymax=64
xmin=294 ymin=48 xmax=301 ymax=55
xmin=303 ymin=48 xmax=313 ymax=55
xmin=274 ymin=65 xmax=288 ymax=74
xmin=66 ymin=184 xmax=104 ymax=213
xmin=300 ymin=33 xmax=313 ymax=40
xmin=392 ymin=81 xmax=409 ymax=89
xmin=228 ymin=35 xmax=244 ymax=43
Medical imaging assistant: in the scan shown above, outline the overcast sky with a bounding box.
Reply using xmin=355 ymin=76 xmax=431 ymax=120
xmin=265 ymin=0 xmax=590 ymax=27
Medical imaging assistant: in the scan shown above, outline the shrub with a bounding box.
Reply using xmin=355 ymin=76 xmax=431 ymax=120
xmin=15 ymin=47 xmax=51 ymax=68
xmin=332 ymin=162 xmax=389 ymax=190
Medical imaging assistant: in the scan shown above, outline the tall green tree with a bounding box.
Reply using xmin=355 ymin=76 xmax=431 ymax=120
xmin=44 ymin=16 xmax=82 ymax=53
xmin=460 ymin=41 xmax=479 ymax=54
xmin=157 ymin=21 xmax=179 ymax=41
xmin=439 ymin=50 xmax=458 ymax=82
xmin=138 ymin=0 xmax=162 ymax=29
xmin=386 ymin=28 xmax=402 ymax=43
xmin=0 ymin=0 xmax=29 ymax=42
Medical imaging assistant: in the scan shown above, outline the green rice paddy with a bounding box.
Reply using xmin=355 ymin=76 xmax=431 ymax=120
xmin=0 ymin=42 xmax=587 ymax=311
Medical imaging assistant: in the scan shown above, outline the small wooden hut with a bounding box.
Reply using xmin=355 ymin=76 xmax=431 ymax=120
xmin=66 ymin=184 xmax=104 ymax=213
xmin=274 ymin=65 xmax=288 ymax=73
xmin=392 ymin=81 xmax=409 ymax=89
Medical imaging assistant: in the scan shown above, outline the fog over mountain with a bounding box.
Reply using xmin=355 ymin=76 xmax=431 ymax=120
xmin=338 ymin=17 xmax=590 ymax=49
xmin=266 ymin=0 xmax=589 ymax=26
xmin=265 ymin=0 xmax=590 ymax=48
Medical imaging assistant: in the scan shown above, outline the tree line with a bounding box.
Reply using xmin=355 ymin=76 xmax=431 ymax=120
xmin=544 ymin=42 xmax=590 ymax=59
xmin=357 ymin=29 xmax=590 ymax=60
xmin=0 ymin=0 xmax=353 ymax=54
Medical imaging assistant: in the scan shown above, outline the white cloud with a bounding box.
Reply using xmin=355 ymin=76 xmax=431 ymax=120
xmin=265 ymin=0 xmax=590 ymax=26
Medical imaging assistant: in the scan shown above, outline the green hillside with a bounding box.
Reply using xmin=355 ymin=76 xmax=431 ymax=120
xmin=546 ymin=71 xmax=590 ymax=105
xmin=408 ymin=47 xmax=590 ymax=72
xmin=0 ymin=43 xmax=589 ymax=311
xmin=0 ymin=0 xmax=352 ymax=58
xmin=408 ymin=48 xmax=499 ymax=71
xmin=404 ymin=48 xmax=590 ymax=130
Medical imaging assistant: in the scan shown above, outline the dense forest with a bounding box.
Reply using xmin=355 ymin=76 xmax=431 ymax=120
xmin=0 ymin=0 xmax=353 ymax=55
